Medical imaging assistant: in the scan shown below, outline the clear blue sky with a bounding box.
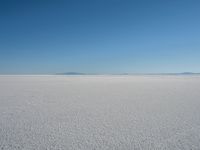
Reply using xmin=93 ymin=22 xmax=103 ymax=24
xmin=0 ymin=0 xmax=200 ymax=74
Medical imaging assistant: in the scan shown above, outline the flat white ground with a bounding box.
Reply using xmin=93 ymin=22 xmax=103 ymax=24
xmin=0 ymin=75 xmax=200 ymax=150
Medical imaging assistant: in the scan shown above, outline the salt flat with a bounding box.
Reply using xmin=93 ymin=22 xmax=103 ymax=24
xmin=0 ymin=75 xmax=200 ymax=150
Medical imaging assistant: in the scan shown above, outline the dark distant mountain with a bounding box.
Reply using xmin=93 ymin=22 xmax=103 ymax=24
xmin=56 ymin=72 xmax=86 ymax=75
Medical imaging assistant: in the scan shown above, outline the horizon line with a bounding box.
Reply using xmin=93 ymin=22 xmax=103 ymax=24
xmin=0 ymin=72 xmax=200 ymax=76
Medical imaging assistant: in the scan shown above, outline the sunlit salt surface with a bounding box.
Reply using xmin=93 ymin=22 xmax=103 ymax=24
xmin=0 ymin=75 xmax=200 ymax=150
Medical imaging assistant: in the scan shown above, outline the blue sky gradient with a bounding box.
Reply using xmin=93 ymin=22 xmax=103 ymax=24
xmin=0 ymin=0 xmax=200 ymax=74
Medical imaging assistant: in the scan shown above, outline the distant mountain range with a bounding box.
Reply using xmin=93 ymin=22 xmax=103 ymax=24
xmin=182 ymin=72 xmax=200 ymax=75
xmin=159 ymin=72 xmax=200 ymax=75
xmin=56 ymin=72 xmax=200 ymax=75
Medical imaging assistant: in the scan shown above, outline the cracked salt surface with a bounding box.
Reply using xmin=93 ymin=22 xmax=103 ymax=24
xmin=0 ymin=75 xmax=200 ymax=150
